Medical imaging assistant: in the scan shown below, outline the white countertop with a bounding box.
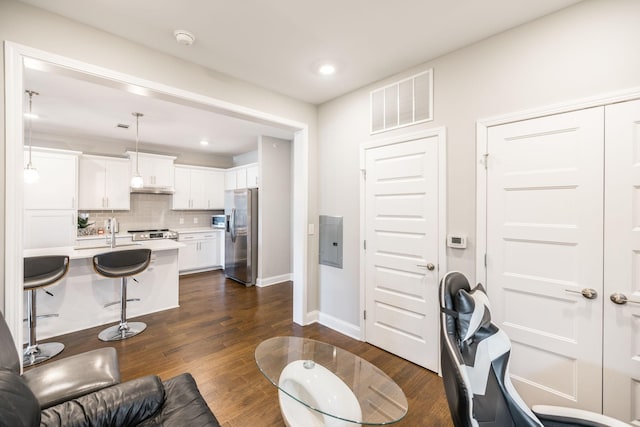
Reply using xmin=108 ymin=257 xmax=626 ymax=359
xmin=25 ymin=239 xmax=185 ymax=260
xmin=175 ymin=227 xmax=224 ymax=234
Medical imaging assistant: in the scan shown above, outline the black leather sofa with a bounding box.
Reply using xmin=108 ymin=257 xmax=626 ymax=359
xmin=0 ymin=312 xmax=220 ymax=427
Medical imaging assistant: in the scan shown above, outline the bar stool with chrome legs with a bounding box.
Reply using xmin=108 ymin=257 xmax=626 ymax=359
xmin=93 ymin=248 xmax=152 ymax=342
xmin=23 ymin=255 xmax=70 ymax=367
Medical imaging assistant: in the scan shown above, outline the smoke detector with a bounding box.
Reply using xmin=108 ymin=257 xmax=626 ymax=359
xmin=174 ymin=30 xmax=195 ymax=46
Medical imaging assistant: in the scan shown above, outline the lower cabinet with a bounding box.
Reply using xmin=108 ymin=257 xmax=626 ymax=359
xmin=178 ymin=231 xmax=223 ymax=274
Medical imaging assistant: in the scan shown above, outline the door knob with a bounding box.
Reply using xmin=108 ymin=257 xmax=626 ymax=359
xmin=610 ymin=293 xmax=640 ymax=305
xmin=564 ymin=288 xmax=598 ymax=299
xmin=417 ymin=263 xmax=436 ymax=271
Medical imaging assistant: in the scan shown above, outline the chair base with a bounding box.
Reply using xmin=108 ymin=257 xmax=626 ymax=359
xmin=23 ymin=342 xmax=64 ymax=367
xmin=98 ymin=321 xmax=146 ymax=342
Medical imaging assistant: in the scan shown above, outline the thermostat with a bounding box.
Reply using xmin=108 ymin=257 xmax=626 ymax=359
xmin=447 ymin=234 xmax=467 ymax=249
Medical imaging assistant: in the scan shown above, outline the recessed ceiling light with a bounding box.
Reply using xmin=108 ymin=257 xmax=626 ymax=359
xmin=318 ymin=63 xmax=336 ymax=76
xmin=24 ymin=112 xmax=39 ymax=119
xmin=200 ymin=140 xmax=209 ymax=146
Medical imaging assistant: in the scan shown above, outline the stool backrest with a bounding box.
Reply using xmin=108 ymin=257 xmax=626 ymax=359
xmin=24 ymin=256 xmax=70 ymax=289
xmin=93 ymin=249 xmax=152 ymax=278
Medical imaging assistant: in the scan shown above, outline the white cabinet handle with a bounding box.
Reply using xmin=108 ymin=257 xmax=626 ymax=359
xmin=72 ymin=197 xmax=75 ymax=208
xmin=71 ymin=213 xmax=75 ymax=225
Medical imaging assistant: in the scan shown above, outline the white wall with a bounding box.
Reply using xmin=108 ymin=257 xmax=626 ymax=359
xmin=317 ymin=0 xmax=640 ymax=328
xmin=0 ymin=0 xmax=318 ymax=315
xmin=258 ymin=136 xmax=292 ymax=284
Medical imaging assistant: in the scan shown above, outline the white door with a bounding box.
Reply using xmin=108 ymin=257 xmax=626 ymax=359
xmin=190 ymin=169 xmax=207 ymax=209
xmin=486 ymin=108 xmax=604 ymax=410
xmin=603 ymin=99 xmax=640 ymax=423
xmin=24 ymin=151 xmax=77 ymax=210
xmin=364 ymin=137 xmax=441 ymax=371
xmin=24 ymin=210 xmax=76 ymax=249
xmin=173 ymin=167 xmax=191 ymax=209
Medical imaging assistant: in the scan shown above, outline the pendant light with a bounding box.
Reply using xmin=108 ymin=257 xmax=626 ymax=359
xmin=130 ymin=112 xmax=144 ymax=189
xmin=24 ymin=90 xmax=39 ymax=184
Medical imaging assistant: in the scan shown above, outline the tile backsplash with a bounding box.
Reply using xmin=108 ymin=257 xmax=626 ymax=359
xmin=78 ymin=193 xmax=222 ymax=235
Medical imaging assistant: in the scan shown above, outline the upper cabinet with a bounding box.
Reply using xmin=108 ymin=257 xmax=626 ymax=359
xmin=24 ymin=148 xmax=79 ymax=210
xmin=173 ymin=165 xmax=225 ymax=210
xmin=126 ymin=151 xmax=176 ymax=189
xmin=225 ymin=163 xmax=259 ymax=190
xmin=79 ymin=155 xmax=130 ymax=210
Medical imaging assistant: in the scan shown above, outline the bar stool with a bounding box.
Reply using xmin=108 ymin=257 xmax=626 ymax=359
xmin=93 ymin=248 xmax=151 ymax=342
xmin=23 ymin=255 xmax=70 ymax=367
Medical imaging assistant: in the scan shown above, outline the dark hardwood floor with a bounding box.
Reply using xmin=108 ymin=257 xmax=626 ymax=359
xmin=28 ymin=270 xmax=453 ymax=426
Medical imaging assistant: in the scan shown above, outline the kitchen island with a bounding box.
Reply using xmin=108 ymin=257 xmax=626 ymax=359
xmin=23 ymin=238 xmax=184 ymax=341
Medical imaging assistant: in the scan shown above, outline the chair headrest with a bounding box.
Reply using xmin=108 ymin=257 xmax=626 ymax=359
xmin=454 ymin=284 xmax=491 ymax=341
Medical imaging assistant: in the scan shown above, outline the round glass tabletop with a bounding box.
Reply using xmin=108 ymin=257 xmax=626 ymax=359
xmin=255 ymin=336 xmax=408 ymax=425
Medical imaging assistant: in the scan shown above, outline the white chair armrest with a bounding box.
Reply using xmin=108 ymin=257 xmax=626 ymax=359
xmin=532 ymin=405 xmax=630 ymax=427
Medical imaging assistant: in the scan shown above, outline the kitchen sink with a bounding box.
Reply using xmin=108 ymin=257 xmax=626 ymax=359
xmin=73 ymin=243 xmax=142 ymax=250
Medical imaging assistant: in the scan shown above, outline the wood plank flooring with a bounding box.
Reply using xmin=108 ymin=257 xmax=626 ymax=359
xmin=28 ymin=270 xmax=454 ymax=426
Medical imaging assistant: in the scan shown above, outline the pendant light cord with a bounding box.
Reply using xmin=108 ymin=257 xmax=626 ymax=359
xmin=25 ymin=90 xmax=38 ymax=167
xmin=133 ymin=112 xmax=143 ymax=175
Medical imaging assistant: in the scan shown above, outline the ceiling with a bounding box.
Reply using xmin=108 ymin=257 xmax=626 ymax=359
xmin=18 ymin=0 xmax=583 ymax=158
xmin=18 ymin=0 xmax=582 ymax=105
xmin=24 ymin=63 xmax=295 ymax=157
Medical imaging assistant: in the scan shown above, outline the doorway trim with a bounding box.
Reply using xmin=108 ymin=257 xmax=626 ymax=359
xmin=359 ymin=127 xmax=447 ymax=341
xmin=4 ymin=41 xmax=310 ymax=352
xmin=476 ymin=86 xmax=640 ymax=285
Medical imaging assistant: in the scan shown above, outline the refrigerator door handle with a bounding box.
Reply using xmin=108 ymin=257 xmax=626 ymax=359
xmin=230 ymin=208 xmax=237 ymax=243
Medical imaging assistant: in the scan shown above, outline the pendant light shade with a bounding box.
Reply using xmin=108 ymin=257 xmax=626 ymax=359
xmin=130 ymin=112 xmax=144 ymax=189
xmin=24 ymin=90 xmax=39 ymax=184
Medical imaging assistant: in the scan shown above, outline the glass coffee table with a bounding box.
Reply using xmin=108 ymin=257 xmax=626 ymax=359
xmin=255 ymin=336 xmax=408 ymax=426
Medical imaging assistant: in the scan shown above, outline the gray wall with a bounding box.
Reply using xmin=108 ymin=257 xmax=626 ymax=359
xmin=258 ymin=136 xmax=292 ymax=282
xmin=0 ymin=0 xmax=318 ymax=314
xmin=317 ymin=0 xmax=640 ymax=327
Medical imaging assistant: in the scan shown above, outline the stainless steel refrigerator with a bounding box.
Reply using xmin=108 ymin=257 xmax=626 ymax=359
xmin=224 ymin=188 xmax=258 ymax=286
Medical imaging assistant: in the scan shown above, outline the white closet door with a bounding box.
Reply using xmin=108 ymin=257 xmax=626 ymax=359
xmin=486 ymin=107 xmax=604 ymax=410
xmin=364 ymin=136 xmax=441 ymax=371
xmin=603 ymin=98 xmax=640 ymax=423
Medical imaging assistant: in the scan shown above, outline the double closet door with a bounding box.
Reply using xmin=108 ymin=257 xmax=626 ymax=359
xmin=485 ymin=99 xmax=640 ymax=423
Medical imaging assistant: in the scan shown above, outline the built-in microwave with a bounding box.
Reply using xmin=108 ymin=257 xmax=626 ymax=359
xmin=211 ymin=215 xmax=226 ymax=229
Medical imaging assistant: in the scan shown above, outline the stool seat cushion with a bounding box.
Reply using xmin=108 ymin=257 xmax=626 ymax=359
xmin=93 ymin=249 xmax=152 ymax=278
xmin=24 ymin=256 xmax=69 ymax=290
xmin=22 ymin=347 xmax=120 ymax=409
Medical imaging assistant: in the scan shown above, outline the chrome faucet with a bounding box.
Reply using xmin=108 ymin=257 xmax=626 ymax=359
xmin=106 ymin=217 xmax=118 ymax=248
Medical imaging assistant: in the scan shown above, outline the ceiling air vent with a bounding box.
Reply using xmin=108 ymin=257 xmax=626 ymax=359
xmin=370 ymin=69 xmax=433 ymax=134
xmin=116 ymin=123 xmax=130 ymax=129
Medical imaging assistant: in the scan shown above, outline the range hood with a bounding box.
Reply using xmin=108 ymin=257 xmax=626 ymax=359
xmin=130 ymin=186 xmax=175 ymax=195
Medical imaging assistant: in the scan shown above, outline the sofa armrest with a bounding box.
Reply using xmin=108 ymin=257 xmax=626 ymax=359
xmin=22 ymin=347 xmax=120 ymax=409
xmin=40 ymin=375 xmax=164 ymax=427
xmin=532 ymin=405 xmax=630 ymax=427
xmin=136 ymin=373 xmax=220 ymax=427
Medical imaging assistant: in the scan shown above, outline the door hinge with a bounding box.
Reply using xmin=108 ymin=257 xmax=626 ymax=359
xmin=484 ymin=253 xmax=487 ymax=267
xmin=363 ymin=310 xmax=367 ymax=320
xmin=363 ymin=240 xmax=366 ymax=250
xmin=481 ymin=153 xmax=489 ymax=170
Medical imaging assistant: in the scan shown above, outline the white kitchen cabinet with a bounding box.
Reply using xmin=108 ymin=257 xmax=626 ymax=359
xmin=224 ymin=169 xmax=237 ymax=190
xmin=224 ymin=163 xmax=259 ymax=190
xmin=246 ymin=164 xmax=259 ymax=188
xmin=24 ymin=210 xmax=76 ymax=249
xmin=173 ymin=165 xmax=225 ymax=210
xmin=126 ymin=151 xmax=176 ymax=189
xmin=24 ymin=149 xmax=78 ymax=210
xmin=79 ymin=155 xmax=130 ymax=210
xmin=178 ymin=231 xmax=222 ymax=273
xmin=205 ymin=170 xmax=225 ymax=209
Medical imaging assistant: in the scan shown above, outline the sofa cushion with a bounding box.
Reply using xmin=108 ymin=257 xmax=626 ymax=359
xmin=0 ymin=369 xmax=41 ymax=427
xmin=40 ymin=375 xmax=164 ymax=427
xmin=137 ymin=373 xmax=220 ymax=427
xmin=23 ymin=347 xmax=120 ymax=409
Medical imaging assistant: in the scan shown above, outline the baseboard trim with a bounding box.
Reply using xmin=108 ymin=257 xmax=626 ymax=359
xmin=256 ymin=273 xmax=292 ymax=287
xmin=317 ymin=312 xmax=362 ymax=341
